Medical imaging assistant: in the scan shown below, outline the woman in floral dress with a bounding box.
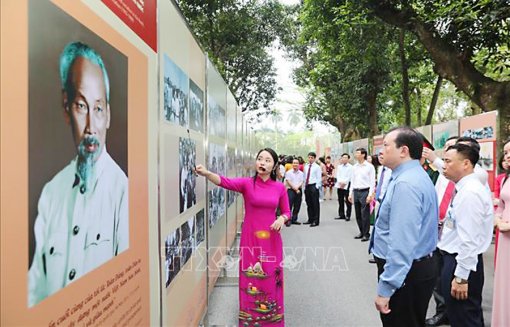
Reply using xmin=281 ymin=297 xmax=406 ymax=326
xmin=324 ymin=156 xmax=335 ymax=200
xmin=196 ymin=148 xmax=291 ymax=326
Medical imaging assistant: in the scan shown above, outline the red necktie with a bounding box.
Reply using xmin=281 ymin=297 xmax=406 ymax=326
xmin=305 ymin=164 xmax=312 ymax=185
xmin=439 ymin=181 xmax=455 ymax=221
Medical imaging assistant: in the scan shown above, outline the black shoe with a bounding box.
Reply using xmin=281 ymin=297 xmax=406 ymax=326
xmin=303 ymin=221 xmax=311 ymax=225
xmin=291 ymin=221 xmax=302 ymax=225
xmin=285 ymin=221 xmax=291 ymax=227
xmin=334 ymin=216 xmax=345 ymax=220
xmin=368 ymin=258 xmax=376 ymax=264
xmin=361 ymin=237 xmax=370 ymax=242
xmin=425 ymin=314 xmax=448 ymax=327
xmin=345 ymin=218 xmax=350 ymax=221
xmin=310 ymin=223 xmax=319 ymax=227
xmin=354 ymin=234 xmax=363 ymax=239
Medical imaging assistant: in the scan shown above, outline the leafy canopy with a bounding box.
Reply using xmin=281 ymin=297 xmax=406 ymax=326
xmin=177 ymin=0 xmax=296 ymax=112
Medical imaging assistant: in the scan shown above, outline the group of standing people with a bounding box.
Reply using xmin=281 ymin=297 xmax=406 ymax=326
xmin=193 ymin=126 xmax=508 ymax=326
xmin=370 ymin=127 xmax=508 ymax=327
xmin=277 ymin=152 xmax=336 ymax=228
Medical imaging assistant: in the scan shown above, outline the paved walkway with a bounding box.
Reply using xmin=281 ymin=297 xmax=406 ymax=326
xmin=207 ymin=196 xmax=494 ymax=326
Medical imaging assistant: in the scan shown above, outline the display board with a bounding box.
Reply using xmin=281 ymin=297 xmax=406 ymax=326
xmin=1 ymin=0 xmax=153 ymax=324
xmin=336 ymin=111 xmax=498 ymax=190
xmin=372 ymin=135 xmax=384 ymax=155
xmin=158 ymin=0 xmax=207 ymax=325
xmin=352 ymin=138 xmax=369 ymax=155
xmin=236 ymin=111 xmax=245 ymax=227
xmin=432 ymin=120 xmax=459 ymax=153
xmin=459 ymin=111 xmax=498 ymax=190
xmin=2 ymin=0 xmax=248 ymax=325
xmin=415 ymin=125 xmax=432 ymax=143
xmin=206 ymin=59 xmax=228 ymax=293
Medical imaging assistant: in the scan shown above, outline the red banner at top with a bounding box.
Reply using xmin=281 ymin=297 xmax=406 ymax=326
xmin=102 ymin=0 xmax=157 ymax=52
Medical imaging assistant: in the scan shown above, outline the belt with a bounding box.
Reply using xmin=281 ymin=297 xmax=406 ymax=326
xmin=305 ymin=183 xmax=316 ymax=187
xmin=374 ymin=253 xmax=434 ymax=264
xmin=353 ymin=188 xmax=369 ymax=192
xmin=439 ymin=250 xmax=457 ymax=256
xmin=414 ymin=253 xmax=434 ymax=262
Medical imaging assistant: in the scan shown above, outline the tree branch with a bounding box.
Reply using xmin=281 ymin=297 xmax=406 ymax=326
xmin=366 ymin=0 xmax=509 ymax=112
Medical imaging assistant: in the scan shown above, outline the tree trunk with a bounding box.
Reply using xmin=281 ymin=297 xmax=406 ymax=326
xmin=425 ymin=76 xmax=442 ymax=125
xmin=333 ymin=114 xmax=348 ymax=142
xmin=367 ymin=91 xmax=379 ymax=139
xmin=399 ymin=29 xmax=411 ymax=126
xmin=416 ymin=88 xmax=422 ymax=126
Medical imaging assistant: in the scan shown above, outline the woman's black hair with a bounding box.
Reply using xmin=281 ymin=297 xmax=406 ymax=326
xmin=253 ymin=147 xmax=279 ymax=184
xmin=498 ymin=154 xmax=506 ymax=173
xmin=371 ymin=154 xmax=381 ymax=169
xmin=503 ymin=138 xmax=510 ymax=186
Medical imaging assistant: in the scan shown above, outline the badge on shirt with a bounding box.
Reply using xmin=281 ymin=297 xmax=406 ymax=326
xmin=444 ymin=209 xmax=456 ymax=230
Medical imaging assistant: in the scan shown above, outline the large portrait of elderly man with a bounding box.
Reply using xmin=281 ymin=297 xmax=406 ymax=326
xmin=27 ymin=4 xmax=129 ymax=307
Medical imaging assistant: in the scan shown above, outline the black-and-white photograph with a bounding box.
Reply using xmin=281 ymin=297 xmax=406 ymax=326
xmin=195 ymin=209 xmax=205 ymax=247
xmin=163 ymin=54 xmax=188 ymax=126
xmin=236 ymin=152 xmax=244 ymax=177
xmin=180 ymin=217 xmax=195 ymax=267
xmin=208 ymin=97 xmax=225 ymax=138
xmin=479 ymin=141 xmax=494 ymax=171
xmin=226 ymin=149 xmax=236 ymax=207
xmin=227 ymin=147 xmax=235 ymax=174
xmin=179 ymin=137 xmax=197 ymax=213
xmin=189 ymin=79 xmax=204 ymax=132
xmin=208 ymin=142 xmax=226 ymax=176
xmin=165 ymin=228 xmax=181 ymax=288
xmin=209 ymin=188 xmax=225 ymax=229
xmin=227 ymin=189 xmax=236 ymax=208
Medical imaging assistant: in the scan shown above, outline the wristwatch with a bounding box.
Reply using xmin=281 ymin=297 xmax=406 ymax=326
xmin=454 ymin=276 xmax=468 ymax=284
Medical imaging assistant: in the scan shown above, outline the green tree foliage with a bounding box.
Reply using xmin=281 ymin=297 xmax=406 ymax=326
xmin=289 ymin=0 xmax=509 ymax=142
xmin=361 ymin=0 xmax=510 ymax=141
xmin=292 ymin=0 xmax=399 ymax=140
xmin=177 ymin=0 xmax=294 ymax=113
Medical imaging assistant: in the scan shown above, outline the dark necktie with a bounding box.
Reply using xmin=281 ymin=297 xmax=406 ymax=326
xmin=305 ymin=164 xmax=312 ymax=186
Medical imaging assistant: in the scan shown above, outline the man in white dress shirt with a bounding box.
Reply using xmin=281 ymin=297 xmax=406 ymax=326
xmin=425 ymin=136 xmax=457 ymax=326
xmin=28 ymin=42 xmax=129 ymax=307
xmin=348 ymin=148 xmax=375 ymax=241
xmin=438 ymin=143 xmax=493 ymax=327
xmin=303 ymin=152 xmax=322 ymax=227
xmin=285 ymin=158 xmax=305 ymax=225
xmin=335 ymin=153 xmax=353 ymax=221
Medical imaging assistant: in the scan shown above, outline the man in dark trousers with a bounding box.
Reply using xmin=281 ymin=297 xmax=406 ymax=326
xmin=303 ymin=152 xmax=322 ymax=227
xmin=335 ymin=153 xmax=353 ymax=221
xmin=285 ymin=158 xmax=304 ymax=225
xmin=371 ymin=127 xmax=438 ymax=326
xmin=438 ymin=143 xmax=493 ymax=327
xmin=423 ymin=136 xmax=458 ymax=326
xmin=348 ymin=148 xmax=375 ymax=241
